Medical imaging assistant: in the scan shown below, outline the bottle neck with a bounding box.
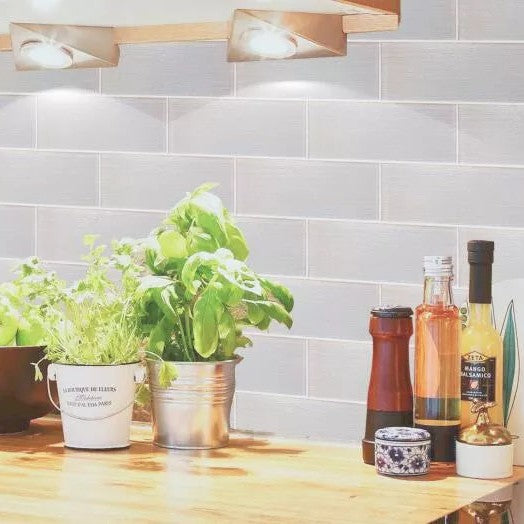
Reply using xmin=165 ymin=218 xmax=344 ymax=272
xmin=423 ymin=276 xmax=453 ymax=306
xmin=469 ymin=303 xmax=493 ymax=326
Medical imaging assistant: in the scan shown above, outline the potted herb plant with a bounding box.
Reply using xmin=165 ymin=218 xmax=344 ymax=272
xmin=0 ymin=258 xmax=63 ymax=433
xmin=119 ymin=184 xmax=294 ymax=449
xmin=43 ymin=236 xmax=144 ymax=450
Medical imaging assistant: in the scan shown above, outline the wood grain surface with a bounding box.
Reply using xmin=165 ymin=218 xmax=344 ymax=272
xmin=0 ymin=418 xmax=520 ymax=523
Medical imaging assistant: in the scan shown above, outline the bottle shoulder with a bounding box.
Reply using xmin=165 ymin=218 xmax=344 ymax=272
xmin=415 ymin=303 xmax=460 ymax=318
xmin=461 ymin=323 xmax=502 ymax=346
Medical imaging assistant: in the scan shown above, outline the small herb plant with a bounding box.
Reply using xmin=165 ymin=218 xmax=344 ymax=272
xmin=0 ymin=258 xmax=64 ymax=347
xmin=43 ymin=236 xmax=141 ymax=368
xmin=117 ymin=184 xmax=294 ymax=375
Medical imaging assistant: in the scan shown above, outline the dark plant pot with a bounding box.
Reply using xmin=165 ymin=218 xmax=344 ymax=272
xmin=0 ymin=346 xmax=54 ymax=434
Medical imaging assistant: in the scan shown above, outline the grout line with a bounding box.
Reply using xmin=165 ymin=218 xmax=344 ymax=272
xmin=377 ymin=164 xmax=382 ymax=220
xmin=233 ymin=63 xmax=237 ymax=96
xmin=97 ymin=153 xmax=102 ymax=207
xmin=233 ymin=157 xmax=238 ymax=214
xmin=33 ymin=207 xmax=38 ymax=256
xmin=455 ymin=104 xmax=460 ymax=163
xmin=236 ymin=389 xmax=366 ymax=405
xmin=4 ymin=146 xmax=524 ymax=170
xmin=378 ymin=283 xmax=383 ymax=305
xmin=455 ymin=0 xmax=460 ymax=40
xmin=378 ymin=42 xmax=382 ymax=100
xmin=304 ymin=219 xmax=309 ymax=277
xmin=98 ymin=69 xmax=102 ymax=93
xmin=304 ymin=100 xmax=309 ymax=159
xmin=34 ymin=96 xmax=38 ymax=149
xmin=164 ymin=98 xmax=169 ymax=153
xmin=304 ymin=339 xmax=309 ymax=398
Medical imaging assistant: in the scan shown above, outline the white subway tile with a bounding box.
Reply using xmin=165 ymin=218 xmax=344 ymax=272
xmin=236 ymin=217 xmax=306 ymax=276
xmin=235 ymin=392 xmax=365 ymax=442
xmin=458 ymin=228 xmax=524 ymax=286
xmin=309 ymin=221 xmax=457 ymax=284
xmin=382 ymin=163 xmax=524 ymax=227
xmin=236 ymin=158 xmax=378 ymax=220
xmin=236 ymin=44 xmax=378 ymax=99
xmin=0 ymin=151 xmax=97 ymax=206
xmin=459 ymin=105 xmax=524 ymax=165
xmin=0 ymin=259 xmax=17 ymax=282
xmin=0 ymin=96 xmax=35 ymax=148
xmin=169 ymin=98 xmax=306 ymax=157
xmin=237 ymin=335 xmax=306 ymax=395
xmin=100 ymin=154 xmax=233 ymax=210
xmin=354 ymin=0 xmax=456 ymax=41
xmin=37 ymin=94 xmax=166 ymax=152
xmin=101 ymin=43 xmax=232 ymax=96
xmin=382 ymin=43 xmax=524 ymax=102
xmin=264 ymin=277 xmax=378 ymax=341
xmin=37 ymin=207 xmax=164 ymax=261
xmin=0 ymin=206 xmax=35 ymax=258
xmin=459 ymin=0 xmax=524 ymax=40
xmin=309 ymin=101 xmax=456 ymax=162
xmin=0 ymin=52 xmax=97 ymax=94
xmin=308 ymin=339 xmax=371 ymax=402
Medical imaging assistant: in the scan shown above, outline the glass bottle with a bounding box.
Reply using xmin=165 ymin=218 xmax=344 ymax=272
xmin=460 ymin=241 xmax=503 ymax=427
xmin=362 ymin=306 xmax=414 ymax=465
xmin=415 ymin=256 xmax=461 ymax=462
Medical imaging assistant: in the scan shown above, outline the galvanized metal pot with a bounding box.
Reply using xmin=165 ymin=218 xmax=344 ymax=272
xmin=147 ymin=357 xmax=241 ymax=450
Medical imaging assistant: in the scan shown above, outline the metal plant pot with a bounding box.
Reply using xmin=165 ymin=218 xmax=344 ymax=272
xmin=147 ymin=357 xmax=241 ymax=450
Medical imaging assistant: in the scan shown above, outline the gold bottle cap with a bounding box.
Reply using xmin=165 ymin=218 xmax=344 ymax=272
xmin=458 ymin=401 xmax=513 ymax=446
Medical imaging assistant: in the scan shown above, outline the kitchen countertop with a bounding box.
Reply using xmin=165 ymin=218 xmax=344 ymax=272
xmin=0 ymin=418 xmax=521 ymax=523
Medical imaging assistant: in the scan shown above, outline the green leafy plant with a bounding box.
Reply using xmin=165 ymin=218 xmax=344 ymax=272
xmin=116 ymin=184 xmax=294 ymax=383
xmin=501 ymin=300 xmax=520 ymax=427
xmin=0 ymin=258 xmax=65 ymax=347
xmin=42 ymin=236 xmax=141 ymax=368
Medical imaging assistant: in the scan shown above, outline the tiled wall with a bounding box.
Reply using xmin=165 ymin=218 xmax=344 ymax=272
xmin=1 ymin=0 xmax=523 ymax=442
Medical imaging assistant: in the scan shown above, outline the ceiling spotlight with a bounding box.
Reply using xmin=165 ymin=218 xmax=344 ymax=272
xmin=243 ymin=29 xmax=297 ymax=60
xmin=20 ymin=40 xmax=73 ymax=69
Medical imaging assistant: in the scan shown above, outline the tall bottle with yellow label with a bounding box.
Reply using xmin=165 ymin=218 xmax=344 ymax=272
xmin=460 ymin=241 xmax=503 ymax=427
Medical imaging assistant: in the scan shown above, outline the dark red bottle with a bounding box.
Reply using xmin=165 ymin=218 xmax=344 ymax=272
xmin=362 ymin=306 xmax=414 ymax=465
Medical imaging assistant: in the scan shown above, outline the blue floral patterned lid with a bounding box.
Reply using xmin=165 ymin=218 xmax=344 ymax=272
xmin=375 ymin=427 xmax=431 ymax=443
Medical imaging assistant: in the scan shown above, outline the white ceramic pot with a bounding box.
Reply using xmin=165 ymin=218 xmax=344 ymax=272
xmin=456 ymin=440 xmax=514 ymax=479
xmin=47 ymin=362 xmax=143 ymax=450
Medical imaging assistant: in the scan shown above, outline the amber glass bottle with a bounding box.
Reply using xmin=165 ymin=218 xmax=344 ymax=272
xmin=415 ymin=256 xmax=461 ymax=462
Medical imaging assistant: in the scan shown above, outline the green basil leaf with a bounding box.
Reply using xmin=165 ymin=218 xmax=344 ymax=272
xmin=193 ymin=289 xmax=224 ymax=358
xmin=260 ymin=278 xmax=294 ymax=313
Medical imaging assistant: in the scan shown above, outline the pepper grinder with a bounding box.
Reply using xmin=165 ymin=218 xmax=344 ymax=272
xmin=362 ymin=306 xmax=414 ymax=465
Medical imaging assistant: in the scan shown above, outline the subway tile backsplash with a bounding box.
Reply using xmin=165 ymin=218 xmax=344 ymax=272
xmin=1 ymin=1 xmax=523 ymax=442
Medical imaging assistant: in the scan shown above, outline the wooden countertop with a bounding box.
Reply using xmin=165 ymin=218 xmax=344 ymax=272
xmin=0 ymin=418 xmax=521 ymax=523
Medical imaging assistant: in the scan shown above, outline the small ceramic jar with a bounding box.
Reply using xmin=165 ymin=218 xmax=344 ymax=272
xmin=375 ymin=427 xmax=431 ymax=477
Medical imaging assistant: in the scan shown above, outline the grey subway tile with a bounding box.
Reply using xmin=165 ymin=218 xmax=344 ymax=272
xmin=382 ymin=43 xmax=524 ymax=102
xmin=101 ymin=43 xmax=232 ymax=96
xmin=169 ymin=98 xmax=306 ymax=157
xmin=0 ymin=52 xmax=97 ymax=94
xmin=309 ymin=101 xmax=456 ymax=162
xmin=0 ymin=95 xmax=35 ymax=148
xmin=100 ymin=154 xmax=233 ymax=210
xmin=382 ymin=164 xmax=524 ymax=227
xmin=308 ymin=340 xmax=371 ymax=402
xmin=236 ymin=217 xmax=306 ymax=276
xmin=354 ymin=0 xmax=456 ymax=40
xmin=262 ymin=277 xmax=378 ymax=341
xmin=459 ymin=0 xmax=524 ymax=40
xmin=0 ymin=151 xmax=97 ymax=206
xmin=458 ymin=228 xmax=524 ymax=286
xmin=459 ymin=105 xmax=524 ymax=165
xmin=37 ymin=94 xmax=166 ymax=152
xmin=236 ymin=158 xmax=378 ymax=220
xmin=236 ymin=335 xmax=306 ymax=395
xmin=309 ymin=221 xmax=457 ymax=284
xmin=37 ymin=207 xmax=164 ymax=261
xmin=236 ymin=44 xmax=379 ymax=99
xmin=235 ymin=392 xmax=366 ymax=442
xmin=0 ymin=206 xmax=35 ymax=258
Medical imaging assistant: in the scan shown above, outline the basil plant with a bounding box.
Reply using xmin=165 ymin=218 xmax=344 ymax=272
xmin=117 ymin=184 xmax=294 ymax=372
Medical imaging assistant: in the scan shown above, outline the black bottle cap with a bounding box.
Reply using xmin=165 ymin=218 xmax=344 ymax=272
xmin=468 ymin=240 xmax=494 ymax=264
xmin=371 ymin=306 xmax=413 ymax=319
xmin=468 ymin=240 xmax=494 ymax=304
